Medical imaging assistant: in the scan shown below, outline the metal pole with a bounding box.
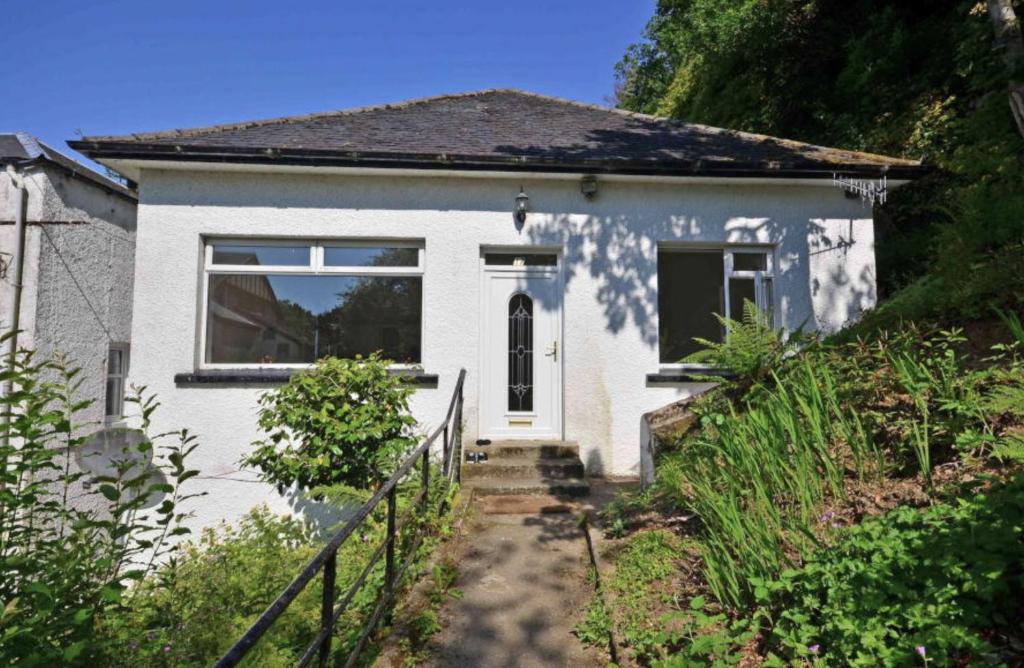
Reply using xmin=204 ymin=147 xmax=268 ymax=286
xmin=1 ymin=164 xmax=28 ymax=446
xmin=442 ymin=424 xmax=449 ymax=478
xmin=384 ymin=486 xmax=396 ymax=624
xmin=421 ymin=448 xmax=430 ymax=516
xmin=318 ymin=553 xmax=336 ymax=666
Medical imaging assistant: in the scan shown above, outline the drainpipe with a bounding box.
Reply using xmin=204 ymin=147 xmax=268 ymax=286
xmin=2 ymin=163 xmax=29 ymax=443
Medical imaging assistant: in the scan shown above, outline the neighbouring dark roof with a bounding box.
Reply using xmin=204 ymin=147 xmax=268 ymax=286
xmin=1 ymin=132 xmax=137 ymax=200
xmin=68 ymin=89 xmax=926 ymax=180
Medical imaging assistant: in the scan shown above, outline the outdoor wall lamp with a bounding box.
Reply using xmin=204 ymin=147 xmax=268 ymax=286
xmin=580 ymin=174 xmax=598 ymax=200
xmin=514 ymin=187 xmax=530 ymax=225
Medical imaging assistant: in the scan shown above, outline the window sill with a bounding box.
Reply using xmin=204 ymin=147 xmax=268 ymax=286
xmin=174 ymin=368 xmax=439 ymax=388
xmin=646 ymin=367 xmax=735 ymax=384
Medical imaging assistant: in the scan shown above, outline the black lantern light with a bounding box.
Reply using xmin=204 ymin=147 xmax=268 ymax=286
xmin=514 ymin=187 xmax=529 ymax=225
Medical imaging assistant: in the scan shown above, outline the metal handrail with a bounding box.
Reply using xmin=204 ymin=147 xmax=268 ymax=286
xmin=216 ymin=368 xmax=467 ymax=668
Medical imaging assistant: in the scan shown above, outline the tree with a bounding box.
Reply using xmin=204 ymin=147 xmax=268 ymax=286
xmin=986 ymin=0 xmax=1024 ymax=137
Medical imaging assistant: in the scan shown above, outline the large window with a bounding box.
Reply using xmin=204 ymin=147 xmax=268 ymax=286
xmin=657 ymin=247 xmax=774 ymax=363
xmin=202 ymin=240 xmax=423 ymax=366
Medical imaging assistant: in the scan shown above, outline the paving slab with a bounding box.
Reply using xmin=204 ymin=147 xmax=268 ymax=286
xmin=427 ymin=512 xmax=606 ymax=668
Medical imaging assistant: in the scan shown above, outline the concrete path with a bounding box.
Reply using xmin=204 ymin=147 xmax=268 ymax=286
xmin=427 ymin=513 xmax=605 ymax=668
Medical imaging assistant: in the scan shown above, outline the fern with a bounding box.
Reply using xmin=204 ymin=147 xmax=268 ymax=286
xmin=684 ymin=300 xmax=805 ymax=384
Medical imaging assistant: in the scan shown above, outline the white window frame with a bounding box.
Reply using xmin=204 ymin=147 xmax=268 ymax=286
xmin=658 ymin=245 xmax=777 ymax=370
xmin=199 ymin=238 xmax=425 ymax=369
xmin=105 ymin=343 xmax=130 ymax=423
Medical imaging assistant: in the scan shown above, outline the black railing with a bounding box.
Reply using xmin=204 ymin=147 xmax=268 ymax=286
xmin=216 ymin=369 xmax=466 ymax=668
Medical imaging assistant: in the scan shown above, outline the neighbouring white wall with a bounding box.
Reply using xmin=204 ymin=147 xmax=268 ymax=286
xmin=0 ymin=164 xmax=136 ymax=429
xmin=129 ymin=167 xmax=876 ymax=533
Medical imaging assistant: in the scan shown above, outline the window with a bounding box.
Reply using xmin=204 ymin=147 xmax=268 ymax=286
xmin=507 ymin=293 xmax=534 ymax=412
xmin=657 ymin=248 xmax=775 ymax=363
xmin=202 ymin=240 xmax=423 ymax=365
xmin=105 ymin=344 xmax=129 ymax=420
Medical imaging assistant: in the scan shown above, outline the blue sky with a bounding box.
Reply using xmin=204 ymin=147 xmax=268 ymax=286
xmin=3 ymin=1 xmax=655 ymax=172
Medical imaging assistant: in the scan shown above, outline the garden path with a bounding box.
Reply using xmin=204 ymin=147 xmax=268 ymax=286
xmin=426 ymin=512 xmax=606 ymax=668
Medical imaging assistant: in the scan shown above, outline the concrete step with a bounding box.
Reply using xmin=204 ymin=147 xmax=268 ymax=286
xmin=460 ymin=457 xmax=585 ymax=480
xmin=464 ymin=439 xmax=579 ymax=460
xmin=466 ymin=477 xmax=590 ymax=498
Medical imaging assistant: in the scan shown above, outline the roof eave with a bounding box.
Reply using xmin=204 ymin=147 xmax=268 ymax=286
xmin=67 ymin=140 xmax=931 ymax=181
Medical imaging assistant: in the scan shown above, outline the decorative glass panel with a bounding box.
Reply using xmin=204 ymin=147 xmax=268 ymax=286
xmin=732 ymin=252 xmax=768 ymax=271
xmin=657 ymin=250 xmax=725 ymax=362
xmin=205 ymin=274 xmax=421 ymax=363
xmin=486 ymin=253 xmax=557 ymax=266
xmin=762 ymin=278 xmax=775 ymax=326
xmin=211 ymin=244 xmax=310 ymax=266
xmin=324 ymin=246 xmax=419 ymax=267
xmin=507 ymin=293 xmax=534 ymax=412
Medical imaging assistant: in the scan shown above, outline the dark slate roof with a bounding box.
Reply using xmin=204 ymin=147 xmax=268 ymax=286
xmin=68 ymin=90 xmax=925 ymax=179
xmin=1 ymin=132 xmax=137 ymax=200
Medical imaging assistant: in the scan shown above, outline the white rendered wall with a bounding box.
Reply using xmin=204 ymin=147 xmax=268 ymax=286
xmin=0 ymin=165 xmax=137 ymax=428
xmin=129 ymin=168 xmax=876 ymax=531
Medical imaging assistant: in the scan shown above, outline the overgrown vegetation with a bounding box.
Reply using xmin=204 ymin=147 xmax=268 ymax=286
xmin=586 ymin=3 xmax=1024 ymax=665
xmin=0 ymin=340 xmax=201 ymax=666
xmin=0 ymin=345 xmax=455 ymax=666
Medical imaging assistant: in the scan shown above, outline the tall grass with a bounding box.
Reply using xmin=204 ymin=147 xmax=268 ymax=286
xmin=662 ymin=327 xmax=999 ymax=609
xmin=679 ymin=360 xmax=883 ymax=607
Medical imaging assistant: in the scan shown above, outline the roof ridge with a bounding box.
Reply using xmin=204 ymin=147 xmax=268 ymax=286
xmin=14 ymin=132 xmax=44 ymax=159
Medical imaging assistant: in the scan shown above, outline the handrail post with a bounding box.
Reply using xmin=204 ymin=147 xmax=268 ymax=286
xmin=318 ymin=553 xmax=336 ymax=666
xmin=455 ymin=383 xmax=464 ymax=484
xmin=384 ymin=485 xmax=397 ymax=625
xmin=442 ymin=424 xmax=450 ymax=478
xmin=421 ymin=447 xmax=430 ymax=516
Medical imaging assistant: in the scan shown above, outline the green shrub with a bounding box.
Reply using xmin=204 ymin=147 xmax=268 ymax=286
xmin=0 ymin=341 xmax=200 ymax=666
xmin=758 ymin=475 xmax=1024 ymax=667
xmin=684 ymin=300 xmax=806 ymax=386
xmin=244 ymin=354 xmax=417 ymax=493
xmin=99 ymin=506 xmax=323 ymax=667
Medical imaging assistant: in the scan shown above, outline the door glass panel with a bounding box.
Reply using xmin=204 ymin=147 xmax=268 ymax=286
xmin=486 ymin=253 xmax=557 ymax=267
xmin=507 ymin=293 xmax=534 ymax=412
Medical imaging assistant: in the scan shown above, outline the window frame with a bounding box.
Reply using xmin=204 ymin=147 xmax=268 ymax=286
xmin=104 ymin=343 xmax=130 ymax=423
xmin=199 ymin=238 xmax=425 ymax=370
xmin=657 ymin=244 xmax=777 ymax=370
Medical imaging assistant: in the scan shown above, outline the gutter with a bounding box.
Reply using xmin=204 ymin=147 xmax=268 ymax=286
xmin=67 ymin=141 xmax=932 ymax=181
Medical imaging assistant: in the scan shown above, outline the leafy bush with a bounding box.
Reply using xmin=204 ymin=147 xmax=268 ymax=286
xmin=0 ymin=341 xmax=200 ymax=666
xmin=99 ymin=506 xmax=323 ymax=667
xmin=684 ymin=300 xmax=805 ymax=385
xmin=245 ymin=354 xmax=417 ymax=493
xmin=758 ymin=474 xmax=1024 ymax=667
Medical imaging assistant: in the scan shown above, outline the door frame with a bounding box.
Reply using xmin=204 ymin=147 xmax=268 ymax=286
xmin=477 ymin=248 xmax=565 ymax=440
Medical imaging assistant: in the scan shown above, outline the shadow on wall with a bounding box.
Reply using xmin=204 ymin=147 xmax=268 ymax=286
xmin=520 ymin=210 xmax=872 ymax=341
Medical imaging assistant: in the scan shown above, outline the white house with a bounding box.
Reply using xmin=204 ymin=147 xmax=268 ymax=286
xmin=1 ymin=133 xmax=137 ymax=429
xmin=70 ymin=90 xmax=924 ymax=529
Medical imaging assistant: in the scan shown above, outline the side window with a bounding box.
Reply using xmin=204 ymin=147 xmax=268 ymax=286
xmin=105 ymin=344 xmax=129 ymax=420
xmin=657 ymin=248 xmax=774 ymax=364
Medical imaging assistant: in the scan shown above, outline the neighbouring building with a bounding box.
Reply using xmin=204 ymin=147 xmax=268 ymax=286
xmin=0 ymin=133 xmax=137 ymax=429
xmin=69 ymin=90 xmax=925 ymax=529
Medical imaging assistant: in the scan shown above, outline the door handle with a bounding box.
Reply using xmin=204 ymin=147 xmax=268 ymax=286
xmin=545 ymin=341 xmax=558 ymax=361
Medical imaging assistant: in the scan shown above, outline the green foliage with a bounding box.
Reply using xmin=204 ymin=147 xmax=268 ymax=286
xmin=103 ymin=467 xmax=458 ymax=667
xmin=653 ymin=596 xmax=759 ymax=668
xmin=244 ymin=354 xmax=417 ymax=493
xmin=656 ymin=326 xmax=1019 ymax=609
xmin=577 ymin=530 xmax=684 ymax=663
xmin=685 ymin=300 xmax=806 ymax=385
xmin=0 ymin=340 xmax=200 ymax=666
xmin=757 ymin=475 xmax=1024 ymax=667
xmin=99 ymin=507 xmax=322 ymax=667
xmin=617 ymin=1 xmax=1024 ymax=305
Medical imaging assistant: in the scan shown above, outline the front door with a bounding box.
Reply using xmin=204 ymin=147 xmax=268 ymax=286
xmin=480 ymin=254 xmax=562 ymax=439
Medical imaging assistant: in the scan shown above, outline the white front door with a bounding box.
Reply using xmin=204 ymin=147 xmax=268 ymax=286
xmin=480 ymin=257 xmax=562 ymax=439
